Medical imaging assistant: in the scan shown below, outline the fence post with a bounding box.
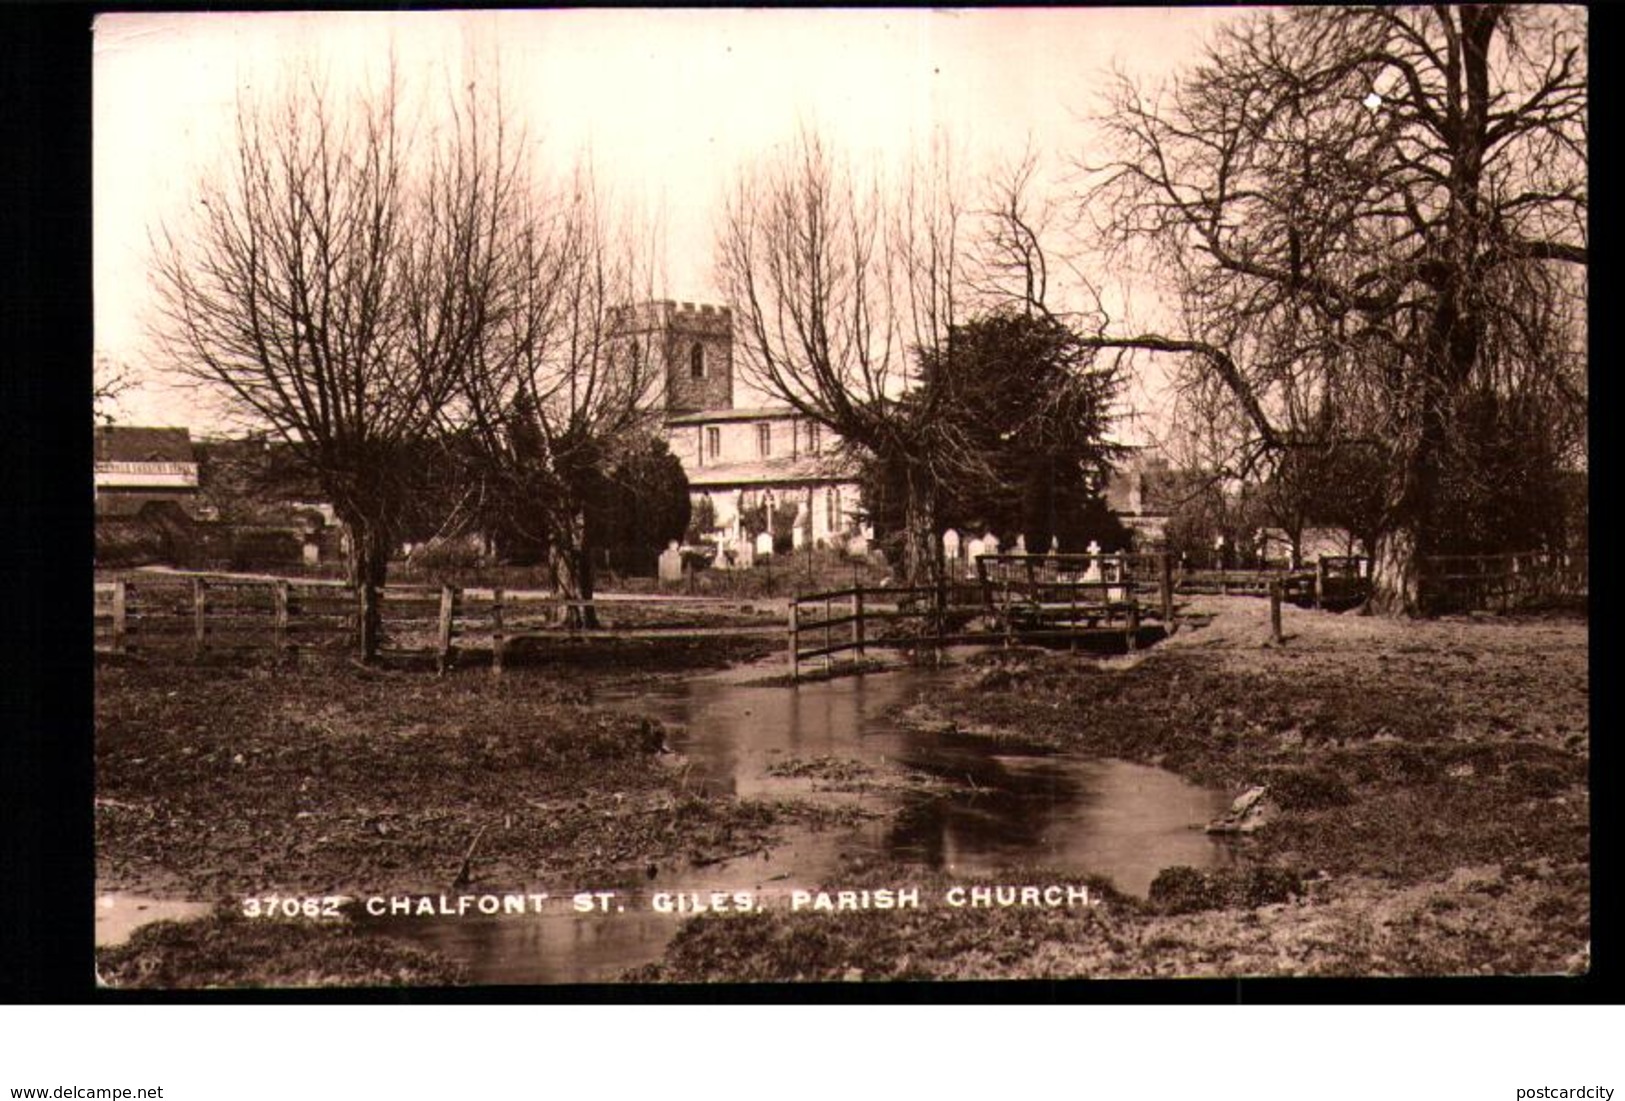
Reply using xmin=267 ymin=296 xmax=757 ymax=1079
xmin=490 ymin=587 xmax=505 ymax=677
xmin=994 ymin=574 xmax=1007 ymax=652
xmin=787 ymin=599 xmax=799 ymax=680
xmin=935 ymin=579 xmax=946 ymax=660
xmin=1269 ymin=581 xmax=1284 ymax=645
xmin=1314 ymin=557 xmax=1327 ymax=609
xmin=1069 ymin=572 xmax=1079 ymax=651
xmin=824 ymin=594 xmax=833 ymax=672
xmin=1160 ymin=553 xmax=1174 ymax=631
xmin=436 ymin=584 xmax=456 ymax=674
xmin=1125 ymin=596 xmax=1140 ymax=652
xmin=112 ymin=579 xmax=128 ymax=654
xmin=192 ymin=578 xmax=207 ymax=656
xmin=852 ymin=586 xmax=864 ymax=658
xmin=274 ymin=580 xmax=289 ymax=654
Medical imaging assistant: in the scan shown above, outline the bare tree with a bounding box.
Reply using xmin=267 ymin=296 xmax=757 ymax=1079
xmin=1079 ymin=5 xmax=1587 ymax=612
xmin=718 ymin=127 xmax=995 ymax=587
xmin=93 ymin=353 xmax=132 ymax=424
xmin=452 ymin=169 xmax=663 ymax=626
xmin=151 ymin=63 xmax=528 ymax=657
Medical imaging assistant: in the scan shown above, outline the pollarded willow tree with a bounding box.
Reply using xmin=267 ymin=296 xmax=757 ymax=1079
xmin=1081 ymin=4 xmax=1587 ymax=612
xmin=716 ymin=127 xmax=995 ymax=588
xmin=152 ymin=63 xmax=530 ymax=658
xmin=448 ymin=171 xmax=666 ymax=627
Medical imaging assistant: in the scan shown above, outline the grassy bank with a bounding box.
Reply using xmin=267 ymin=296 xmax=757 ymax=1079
xmin=642 ymin=596 xmax=1590 ymax=981
xmin=94 ymin=637 xmax=799 ymax=988
xmin=98 ymin=907 xmax=468 ymax=989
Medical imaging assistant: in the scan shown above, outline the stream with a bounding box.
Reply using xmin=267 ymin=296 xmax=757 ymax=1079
xmin=355 ymin=662 xmax=1236 ymax=984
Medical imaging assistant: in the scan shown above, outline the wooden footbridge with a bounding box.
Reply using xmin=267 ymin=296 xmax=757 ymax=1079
xmin=786 ymin=552 xmax=1180 ymax=678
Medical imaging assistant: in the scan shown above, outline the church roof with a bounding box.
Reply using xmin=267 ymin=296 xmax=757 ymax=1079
xmin=666 ymin=405 xmax=806 ymax=426
xmin=687 ymin=453 xmax=856 ymax=489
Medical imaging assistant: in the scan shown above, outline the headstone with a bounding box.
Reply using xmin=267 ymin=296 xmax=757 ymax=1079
xmin=966 ymin=537 xmax=985 ymax=567
xmin=658 ymin=540 xmax=684 ymax=583
xmin=1083 ymin=540 xmax=1103 ymax=582
xmin=846 ymin=531 xmax=869 ymax=558
xmin=302 ymin=540 xmax=320 ymax=566
xmin=983 ymin=532 xmax=1000 ymax=557
xmin=755 ymin=531 xmax=774 ymax=559
xmin=943 ymin=528 xmax=961 ymax=564
xmin=734 ymin=537 xmax=755 ymax=569
xmin=1014 ymin=534 xmax=1027 ymax=555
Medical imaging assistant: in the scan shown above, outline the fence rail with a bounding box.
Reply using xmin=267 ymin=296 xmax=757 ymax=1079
xmin=94 ymin=573 xmax=784 ymax=669
xmin=1418 ymin=551 xmax=1587 ymax=613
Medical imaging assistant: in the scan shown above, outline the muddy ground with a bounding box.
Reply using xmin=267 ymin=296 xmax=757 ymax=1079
xmin=97 ymin=595 xmax=1590 ymax=985
xmin=94 ymin=634 xmax=811 ymax=987
xmin=644 ymin=596 xmax=1590 ymax=981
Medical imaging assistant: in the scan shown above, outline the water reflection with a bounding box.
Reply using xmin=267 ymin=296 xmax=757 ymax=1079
xmin=360 ymin=666 xmax=1234 ymax=983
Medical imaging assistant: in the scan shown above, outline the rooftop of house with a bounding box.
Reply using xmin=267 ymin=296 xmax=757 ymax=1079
xmin=94 ymin=425 xmax=196 ymax=465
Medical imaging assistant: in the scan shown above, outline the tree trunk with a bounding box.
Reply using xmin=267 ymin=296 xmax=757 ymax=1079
xmin=343 ymin=518 xmax=392 ymax=661
xmin=1368 ymin=525 xmax=1421 ymax=616
xmin=552 ymin=511 xmax=600 ymax=629
xmin=899 ymin=466 xmax=943 ymax=593
xmin=1367 ymin=9 xmax=1496 ymax=618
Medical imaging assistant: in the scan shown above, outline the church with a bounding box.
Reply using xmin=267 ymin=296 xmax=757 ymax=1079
xmin=615 ymin=300 xmax=865 ymax=552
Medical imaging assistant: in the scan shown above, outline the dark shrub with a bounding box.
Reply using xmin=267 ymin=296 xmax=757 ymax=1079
xmin=1265 ymin=765 xmax=1354 ymax=810
xmin=1149 ymin=865 xmax=1302 ymax=914
xmin=1148 ymin=866 xmax=1223 ymax=914
xmin=1232 ymin=866 xmax=1303 ymax=907
xmin=1504 ymin=761 xmax=1572 ymax=799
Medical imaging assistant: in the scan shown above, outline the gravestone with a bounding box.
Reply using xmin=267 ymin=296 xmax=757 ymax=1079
xmin=657 ymin=540 xmax=684 ymax=583
xmin=755 ymin=531 xmax=774 ymax=559
xmin=1083 ymin=540 xmax=1103 ymax=582
xmin=734 ymin=537 xmax=755 ymax=569
xmin=846 ymin=531 xmax=868 ymax=558
xmin=943 ymin=528 xmax=961 ymax=567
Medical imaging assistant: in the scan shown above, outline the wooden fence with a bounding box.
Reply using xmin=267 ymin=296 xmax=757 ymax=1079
xmin=1172 ymin=555 xmax=1370 ymax=607
xmin=95 ymin=576 xmax=359 ymax=656
xmin=94 ymin=574 xmax=782 ymax=669
xmin=1419 ymin=551 xmax=1588 ymax=613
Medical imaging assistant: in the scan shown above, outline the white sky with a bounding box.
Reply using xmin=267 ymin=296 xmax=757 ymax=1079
xmin=94 ymin=7 xmax=1241 ymax=433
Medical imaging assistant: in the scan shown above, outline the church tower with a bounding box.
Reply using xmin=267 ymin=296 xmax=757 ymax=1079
xmin=612 ymin=300 xmax=734 ymax=415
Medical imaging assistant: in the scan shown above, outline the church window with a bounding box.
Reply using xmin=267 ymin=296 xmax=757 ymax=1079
xmin=690 ymin=342 xmax=705 ymax=379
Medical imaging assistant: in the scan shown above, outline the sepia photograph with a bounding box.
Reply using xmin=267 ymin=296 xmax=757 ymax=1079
xmin=90 ymin=6 xmax=1589 ymax=990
